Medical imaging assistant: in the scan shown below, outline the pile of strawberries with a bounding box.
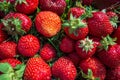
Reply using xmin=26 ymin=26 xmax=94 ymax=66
xmin=0 ymin=0 xmax=120 ymax=80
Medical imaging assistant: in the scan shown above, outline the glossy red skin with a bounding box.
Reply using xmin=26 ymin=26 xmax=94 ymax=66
xmin=97 ymin=44 xmax=120 ymax=68
xmin=24 ymin=57 xmax=51 ymax=80
xmin=60 ymin=36 xmax=75 ymax=53
xmin=0 ymin=58 xmax=21 ymax=67
xmin=18 ymin=34 xmax=40 ymax=57
xmin=82 ymin=0 xmax=93 ymax=5
xmin=87 ymin=12 xmax=113 ymax=38
xmin=105 ymin=66 xmax=120 ymax=80
xmin=40 ymin=43 xmax=56 ymax=62
xmin=0 ymin=24 xmax=8 ymax=43
xmin=4 ymin=12 xmax=32 ymax=32
xmin=39 ymin=0 xmax=66 ymax=15
xmin=52 ymin=57 xmax=77 ymax=80
xmin=79 ymin=57 xmax=106 ymax=80
xmin=15 ymin=0 xmax=39 ymax=14
xmin=75 ymin=40 xmax=97 ymax=59
xmin=0 ymin=41 xmax=17 ymax=60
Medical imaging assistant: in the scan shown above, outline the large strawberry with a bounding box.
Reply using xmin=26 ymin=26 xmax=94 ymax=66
xmin=18 ymin=34 xmax=40 ymax=57
xmin=35 ymin=11 xmax=61 ymax=37
xmin=87 ymin=11 xmax=113 ymax=38
xmin=24 ymin=57 xmax=51 ymax=80
xmin=52 ymin=57 xmax=77 ymax=80
xmin=0 ymin=41 xmax=17 ymax=60
xmin=79 ymin=57 xmax=106 ymax=80
xmin=15 ymin=0 xmax=39 ymax=14
xmin=75 ymin=37 xmax=97 ymax=59
xmin=97 ymin=35 xmax=120 ymax=68
xmin=39 ymin=0 xmax=66 ymax=15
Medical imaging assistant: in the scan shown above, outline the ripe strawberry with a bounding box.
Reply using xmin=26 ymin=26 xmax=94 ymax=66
xmin=0 ymin=41 xmax=17 ymax=60
xmin=79 ymin=57 xmax=106 ymax=80
xmin=82 ymin=0 xmax=93 ymax=5
xmin=105 ymin=66 xmax=120 ymax=80
xmin=87 ymin=11 xmax=113 ymax=38
xmin=75 ymin=37 xmax=97 ymax=59
xmin=40 ymin=43 xmax=56 ymax=62
xmin=35 ymin=11 xmax=61 ymax=37
xmin=52 ymin=57 xmax=77 ymax=80
xmin=106 ymin=11 xmax=118 ymax=19
xmin=15 ymin=0 xmax=39 ymax=14
xmin=97 ymin=35 xmax=120 ymax=68
xmin=18 ymin=34 xmax=40 ymax=57
xmin=39 ymin=0 xmax=66 ymax=15
xmin=60 ymin=36 xmax=75 ymax=53
xmin=24 ymin=57 xmax=51 ymax=80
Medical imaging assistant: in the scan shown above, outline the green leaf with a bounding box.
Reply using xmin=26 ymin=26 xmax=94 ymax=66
xmin=88 ymin=69 xmax=93 ymax=78
xmin=0 ymin=74 xmax=11 ymax=80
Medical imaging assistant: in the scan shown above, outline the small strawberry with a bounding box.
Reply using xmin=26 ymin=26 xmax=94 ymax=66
xmin=75 ymin=37 xmax=97 ymax=59
xmin=97 ymin=35 xmax=120 ymax=68
xmin=0 ymin=41 xmax=17 ymax=60
xmin=60 ymin=36 xmax=75 ymax=53
xmin=15 ymin=0 xmax=39 ymax=14
xmin=79 ymin=57 xmax=106 ymax=80
xmin=24 ymin=57 xmax=51 ymax=80
xmin=52 ymin=57 xmax=77 ymax=80
xmin=40 ymin=43 xmax=56 ymax=62
xmin=18 ymin=34 xmax=40 ymax=57
xmin=87 ymin=11 xmax=113 ymax=38
xmin=35 ymin=11 xmax=61 ymax=37
xmin=81 ymin=0 xmax=93 ymax=5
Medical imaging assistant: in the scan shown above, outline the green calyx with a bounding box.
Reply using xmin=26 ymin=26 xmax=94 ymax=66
xmin=81 ymin=69 xmax=100 ymax=80
xmin=100 ymin=35 xmax=116 ymax=51
xmin=0 ymin=63 xmax=26 ymax=80
xmin=79 ymin=37 xmax=94 ymax=53
xmin=15 ymin=0 xmax=27 ymax=5
xmin=0 ymin=0 xmax=14 ymax=14
xmin=110 ymin=16 xmax=119 ymax=28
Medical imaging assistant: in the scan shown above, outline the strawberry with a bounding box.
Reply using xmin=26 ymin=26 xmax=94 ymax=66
xmin=81 ymin=0 xmax=93 ymax=5
xmin=24 ymin=57 xmax=51 ymax=80
xmin=97 ymin=35 xmax=120 ymax=68
xmin=18 ymin=34 xmax=40 ymax=57
xmin=87 ymin=11 xmax=113 ymax=38
xmin=75 ymin=37 xmax=97 ymax=59
xmin=79 ymin=57 xmax=106 ymax=80
xmin=60 ymin=36 xmax=75 ymax=53
xmin=39 ymin=0 xmax=66 ymax=15
xmin=52 ymin=57 xmax=77 ymax=80
xmin=105 ymin=66 xmax=120 ymax=80
xmin=35 ymin=11 xmax=61 ymax=37
xmin=40 ymin=43 xmax=56 ymax=62
xmin=0 ymin=41 xmax=17 ymax=60
xmin=15 ymin=0 xmax=39 ymax=14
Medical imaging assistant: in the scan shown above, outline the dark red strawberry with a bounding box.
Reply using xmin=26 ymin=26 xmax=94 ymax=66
xmin=60 ymin=36 xmax=75 ymax=53
xmin=52 ymin=57 xmax=77 ymax=80
xmin=15 ymin=0 xmax=39 ymax=14
xmin=79 ymin=57 xmax=106 ymax=80
xmin=40 ymin=43 xmax=56 ymax=62
xmin=87 ymin=11 xmax=113 ymax=38
xmin=105 ymin=66 xmax=120 ymax=80
xmin=75 ymin=37 xmax=97 ymax=59
xmin=97 ymin=35 xmax=120 ymax=68
xmin=0 ymin=41 xmax=17 ymax=60
xmin=82 ymin=0 xmax=93 ymax=5
xmin=39 ymin=0 xmax=66 ymax=15
xmin=18 ymin=34 xmax=40 ymax=57
xmin=24 ymin=57 xmax=51 ymax=80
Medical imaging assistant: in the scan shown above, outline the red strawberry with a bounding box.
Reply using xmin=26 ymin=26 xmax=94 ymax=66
xmin=97 ymin=35 xmax=120 ymax=68
xmin=105 ymin=66 xmax=120 ymax=80
xmin=15 ymin=0 xmax=39 ymax=14
xmin=82 ymin=0 xmax=93 ymax=5
xmin=40 ymin=43 xmax=56 ymax=62
xmin=75 ymin=37 xmax=97 ymax=59
xmin=87 ymin=11 xmax=113 ymax=38
xmin=52 ymin=57 xmax=77 ymax=80
xmin=39 ymin=0 xmax=66 ymax=15
xmin=18 ymin=34 xmax=40 ymax=57
xmin=79 ymin=57 xmax=106 ymax=80
xmin=35 ymin=11 xmax=61 ymax=37
xmin=60 ymin=36 xmax=75 ymax=53
xmin=0 ymin=41 xmax=17 ymax=60
xmin=24 ymin=57 xmax=51 ymax=80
